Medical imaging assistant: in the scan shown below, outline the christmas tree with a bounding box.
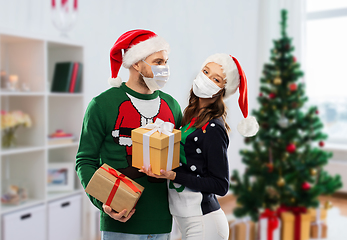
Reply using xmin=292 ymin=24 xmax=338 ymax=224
xmin=230 ymin=9 xmax=342 ymax=221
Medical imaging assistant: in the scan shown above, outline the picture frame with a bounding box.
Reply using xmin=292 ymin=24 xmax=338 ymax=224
xmin=47 ymin=162 xmax=75 ymax=192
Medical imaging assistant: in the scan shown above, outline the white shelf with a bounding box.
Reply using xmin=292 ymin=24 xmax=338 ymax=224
xmin=1 ymin=199 xmax=45 ymax=215
xmin=1 ymin=145 xmax=45 ymax=156
xmin=0 ymin=31 xmax=86 ymax=239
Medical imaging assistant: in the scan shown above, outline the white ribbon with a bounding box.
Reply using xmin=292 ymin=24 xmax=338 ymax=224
xmin=141 ymin=118 xmax=175 ymax=170
xmin=311 ymin=207 xmax=323 ymax=239
xmin=229 ymin=216 xmax=251 ymax=240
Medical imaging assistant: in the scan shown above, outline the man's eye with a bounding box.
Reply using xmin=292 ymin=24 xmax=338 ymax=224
xmin=214 ymin=78 xmax=220 ymax=83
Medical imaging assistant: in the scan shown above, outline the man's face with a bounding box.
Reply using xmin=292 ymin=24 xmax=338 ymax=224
xmin=139 ymin=50 xmax=169 ymax=78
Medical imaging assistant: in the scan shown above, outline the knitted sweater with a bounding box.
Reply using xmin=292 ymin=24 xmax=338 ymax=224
xmin=168 ymin=117 xmax=229 ymax=217
xmin=76 ymin=82 xmax=182 ymax=234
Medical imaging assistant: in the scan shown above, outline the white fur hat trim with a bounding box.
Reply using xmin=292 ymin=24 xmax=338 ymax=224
xmin=201 ymin=53 xmax=240 ymax=98
xmin=237 ymin=116 xmax=259 ymax=137
xmin=108 ymin=76 xmax=122 ymax=87
xmin=122 ymin=36 xmax=170 ymax=69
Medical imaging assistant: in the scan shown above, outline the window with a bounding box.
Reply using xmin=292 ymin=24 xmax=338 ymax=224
xmin=306 ymin=1 xmax=347 ymax=144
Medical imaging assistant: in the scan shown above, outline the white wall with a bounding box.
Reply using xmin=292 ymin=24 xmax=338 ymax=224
xmin=0 ymin=0 xmax=261 ymax=176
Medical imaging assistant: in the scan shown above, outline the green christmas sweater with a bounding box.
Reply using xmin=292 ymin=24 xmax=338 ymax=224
xmin=76 ymin=82 xmax=182 ymax=234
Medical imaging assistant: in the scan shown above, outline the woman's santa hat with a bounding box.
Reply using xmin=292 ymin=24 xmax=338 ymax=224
xmin=202 ymin=53 xmax=259 ymax=137
xmin=108 ymin=29 xmax=170 ymax=87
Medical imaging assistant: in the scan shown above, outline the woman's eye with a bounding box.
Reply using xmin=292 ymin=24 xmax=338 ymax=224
xmin=203 ymin=70 xmax=208 ymax=74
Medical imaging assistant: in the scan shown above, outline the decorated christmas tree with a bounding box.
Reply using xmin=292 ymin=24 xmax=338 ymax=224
xmin=230 ymin=9 xmax=342 ymax=222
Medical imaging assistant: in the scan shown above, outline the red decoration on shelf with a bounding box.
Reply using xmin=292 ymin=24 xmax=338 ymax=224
xmin=319 ymin=141 xmax=325 ymax=147
xmin=302 ymin=182 xmax=311 ymax=191
xmin=49 ymin=129 xmax=73 ymax=138
xmin=286 ymin=143 xmax=296 ymax=153
xmin=289 ymin=83 xmax=297 ymax=91
xmin=269 ymin=93 xmax=276 ymax=99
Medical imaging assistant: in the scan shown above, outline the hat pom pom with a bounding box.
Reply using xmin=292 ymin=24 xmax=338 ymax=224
xmin=237 ymin=116 xmax=259 ymax=137
xmin=108 ymin=76 xmax=122 ymax=87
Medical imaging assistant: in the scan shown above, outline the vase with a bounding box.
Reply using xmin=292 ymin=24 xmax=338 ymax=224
xmin=2 ymin=128 xmax=17 ymax=148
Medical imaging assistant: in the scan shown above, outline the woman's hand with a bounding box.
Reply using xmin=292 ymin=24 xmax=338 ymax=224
xmin=140 ymin=165 xmax=176 ymax=180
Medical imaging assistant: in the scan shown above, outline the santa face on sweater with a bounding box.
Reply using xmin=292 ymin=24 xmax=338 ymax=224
xmin=111 ymin=93 xmax=175 ymax=179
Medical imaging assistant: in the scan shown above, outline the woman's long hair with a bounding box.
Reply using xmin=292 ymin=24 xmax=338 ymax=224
xmin=182 ymin=88 xmax=230 ymax=132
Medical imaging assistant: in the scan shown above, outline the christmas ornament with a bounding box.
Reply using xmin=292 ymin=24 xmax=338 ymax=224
xmin=302 ymin=182 xmax=311 ymax=191
xmin=274 ymin=77 xmax=282 ymax=85
xmin=291 ymin=102 xmax=298 ymax=108
xmin=269 ymin=93 xmax=276 ymax=99
xmin=278 ymin=115 xmax=289 ymax=128
xmin=272 ymin=105 xmax=277 ymax=110
xmin=286 ymin=143 xmax=296 ymax=153
xmin=266 ymin=163 xmax=274 ymax=173
xmin=324 ymin=201 xmax=333 ymax=209
xmin=319 ymin=141 xmax=325 ymax=147
xmin=291 ymin=198 xmax=295 ymax=203
xmin=277 ymin=177 xmax=285 ymax=187
xmin=310 ymin=169 xmax=317 ymax=176
xmin=315 ymin=110 xmax=319 ymax=115
xmin=259 ymin=93 xmax=263 ymax=97
xmin=293 ymin=56 xmax=297 ymax=62
xmin=289 ymin=83 xmax=297 ymax=91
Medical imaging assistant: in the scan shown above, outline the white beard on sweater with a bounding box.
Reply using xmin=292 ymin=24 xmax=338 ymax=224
xmin=126 ymin=93 xmax=161 ymax=126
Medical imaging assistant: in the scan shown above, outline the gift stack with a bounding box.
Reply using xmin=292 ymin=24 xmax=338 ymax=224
xmin=228 ymin=217 xmax=256 ymax=240
xmin=131 ymin=118 xmax=181 ymax=175
xmin=309 ymin=207 xmax=328 ymax=239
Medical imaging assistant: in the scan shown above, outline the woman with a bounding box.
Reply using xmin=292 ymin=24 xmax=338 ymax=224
xmin=142 ymin=53 xmax=258 ymax=240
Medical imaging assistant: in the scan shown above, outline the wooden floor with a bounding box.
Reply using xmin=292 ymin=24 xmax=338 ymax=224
xmin=219 ymin=193 xmax=347 ymax=216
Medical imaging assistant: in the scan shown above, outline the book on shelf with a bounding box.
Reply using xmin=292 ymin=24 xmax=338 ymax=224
xmin=48 ymin=130 xmax=75 ymax=145
xmin=51 ymin=62 xmax=83 ymax=93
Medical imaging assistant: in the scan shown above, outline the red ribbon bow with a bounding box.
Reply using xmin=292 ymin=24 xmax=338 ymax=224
xmin=260 ymin=209 xmax=279 ymax=240
xmin=101 ymin=167 xmax=142 ymax=206
xmin=277 ymin=205 xmax=307 ymax=240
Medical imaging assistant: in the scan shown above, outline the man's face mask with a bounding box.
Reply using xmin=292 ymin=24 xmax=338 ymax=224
xmin=139 ymin=60 xmax=170 ymax=92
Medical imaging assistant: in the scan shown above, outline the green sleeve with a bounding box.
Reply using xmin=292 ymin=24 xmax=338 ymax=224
xmin=75 ymin=99 xmax=104 ymax=210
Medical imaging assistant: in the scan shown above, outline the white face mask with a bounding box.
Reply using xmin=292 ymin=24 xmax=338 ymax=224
xmin=139 ymin=60 xmax=170 ymax=92
xmin=192 ymin=71 xmax=222 ymax=98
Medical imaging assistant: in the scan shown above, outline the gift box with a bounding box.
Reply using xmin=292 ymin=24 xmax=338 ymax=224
xmin=85 ymin=163 xmax=144 ymax=217
xmin=258 ymin=209 xmax=281 ymax=240
xmin=228 ymin=217 xmax=256 ymax=240
xmin=310 ymin=222 xmax=327 ymax=239
xmin=280 ymin=209 xmax=311 ymax=240
xmin=308 ymin=208 xmax=327 ymax=222
xmin=131 ymin=119 xmax=181 ymax=175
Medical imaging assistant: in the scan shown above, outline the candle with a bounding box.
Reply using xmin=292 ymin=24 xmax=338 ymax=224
xmin=9 ymin=75 xmax=18 ymax=83
xmin=61 ymin=0 xmax=68 ymax=6
xmin=52 ymin=0 xmax=55 ymax=8
xmin=74 ymin=0 xmax=78 ymax=10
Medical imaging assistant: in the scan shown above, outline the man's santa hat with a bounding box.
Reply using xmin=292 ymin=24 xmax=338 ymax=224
xmin=201 ymin=53 xmax=259 ymax=137
xmin=108 ymin=29 xmax=170 ymax=87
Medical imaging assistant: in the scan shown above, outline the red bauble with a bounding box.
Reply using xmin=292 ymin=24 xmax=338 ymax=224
xmin=286 ymin=143 xmax=296 ymax=153
xmin=302 ymin=182 xmax=311 ymax=191
xmin=269 ymin=93 xmax=276 ymax=99
xmin=289 ymin=83 xmax=297 ymax=91
xmin=315 ymin=110 xmax=319 ymax=115
xmin=259 ymin=93 xmax=263 ymax=97
xmin=266 ymin=163 xmax=274 ymax=173
xmin=293 ymin=56 xmax=297 ymax=62
xmin=319 ymin=141 xmax=325 ymax=147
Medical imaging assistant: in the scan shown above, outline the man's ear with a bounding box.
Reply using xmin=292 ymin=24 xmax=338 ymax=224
xmin=132 ymin=61 xmax=141 ymax=72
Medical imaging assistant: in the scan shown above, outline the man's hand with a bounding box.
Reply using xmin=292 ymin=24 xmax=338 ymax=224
xmin=140 ymin=165 xmax=176 ymax=180
xmin=102 ymin=204 xmax=135 ymax=223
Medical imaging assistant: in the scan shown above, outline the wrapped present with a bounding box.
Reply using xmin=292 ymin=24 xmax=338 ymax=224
xmin=310 ymin=207 xmax=328 ymax=239
xmin=85 ymin=163 xmax=144 ymax=217
xmin=228 ymin=217 xmax=256 ymax=240
xmin=278 ymin=206 xmax=311 ymax=240
xmin=132 ymin=118 xmax=181 ymax=175
xmin=308 ymin=207 xmax=327 ymax=222
xmin=258 ymin=209 xmax=281 ymax=240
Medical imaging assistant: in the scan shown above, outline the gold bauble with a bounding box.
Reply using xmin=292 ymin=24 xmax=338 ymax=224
xmin=277 ymin=177 xmax=285 ymax=187
xmin=324 ymin=201 xmax=333 ymax=209
xmin=272 ymin=105 xmax=277 ymax=110
xmin=274 ymin=77 xmax=282 ymax=85
xmin=291 ymin=198 xmax=295 ymax=203
xmin=310 ymin=169 xmax=317 ymax=176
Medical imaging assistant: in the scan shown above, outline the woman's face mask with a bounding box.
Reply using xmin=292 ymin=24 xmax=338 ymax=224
xmin=192 ymin=71 xmax=223 ymax=98
xmin=139 ymin=60 xmax=170 ymax=92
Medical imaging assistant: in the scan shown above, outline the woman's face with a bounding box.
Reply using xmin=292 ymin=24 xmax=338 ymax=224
xmin=202 ymin=62 xmax=226 ymax=88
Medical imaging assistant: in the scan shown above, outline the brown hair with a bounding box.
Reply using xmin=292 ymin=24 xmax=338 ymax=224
xmin=182 ymin=88 xmax=230 ymax=132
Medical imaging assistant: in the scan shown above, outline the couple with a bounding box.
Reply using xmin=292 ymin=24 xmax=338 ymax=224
xmin=76 ymin=29 xmax=258 ymax=240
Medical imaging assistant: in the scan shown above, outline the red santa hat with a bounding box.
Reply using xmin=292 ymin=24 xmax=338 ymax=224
xmin=108 ymin=29 xmax=170 ymax=87
xmin=201 ymin=53 xmax=259 ymax=137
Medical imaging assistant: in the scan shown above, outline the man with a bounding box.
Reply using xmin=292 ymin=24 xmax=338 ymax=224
xmin=76 ymin=29 xmax=182 ymax=240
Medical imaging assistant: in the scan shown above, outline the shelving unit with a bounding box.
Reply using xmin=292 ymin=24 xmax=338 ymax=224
xmin=0 ymin=30 xmax=87 ymax=240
